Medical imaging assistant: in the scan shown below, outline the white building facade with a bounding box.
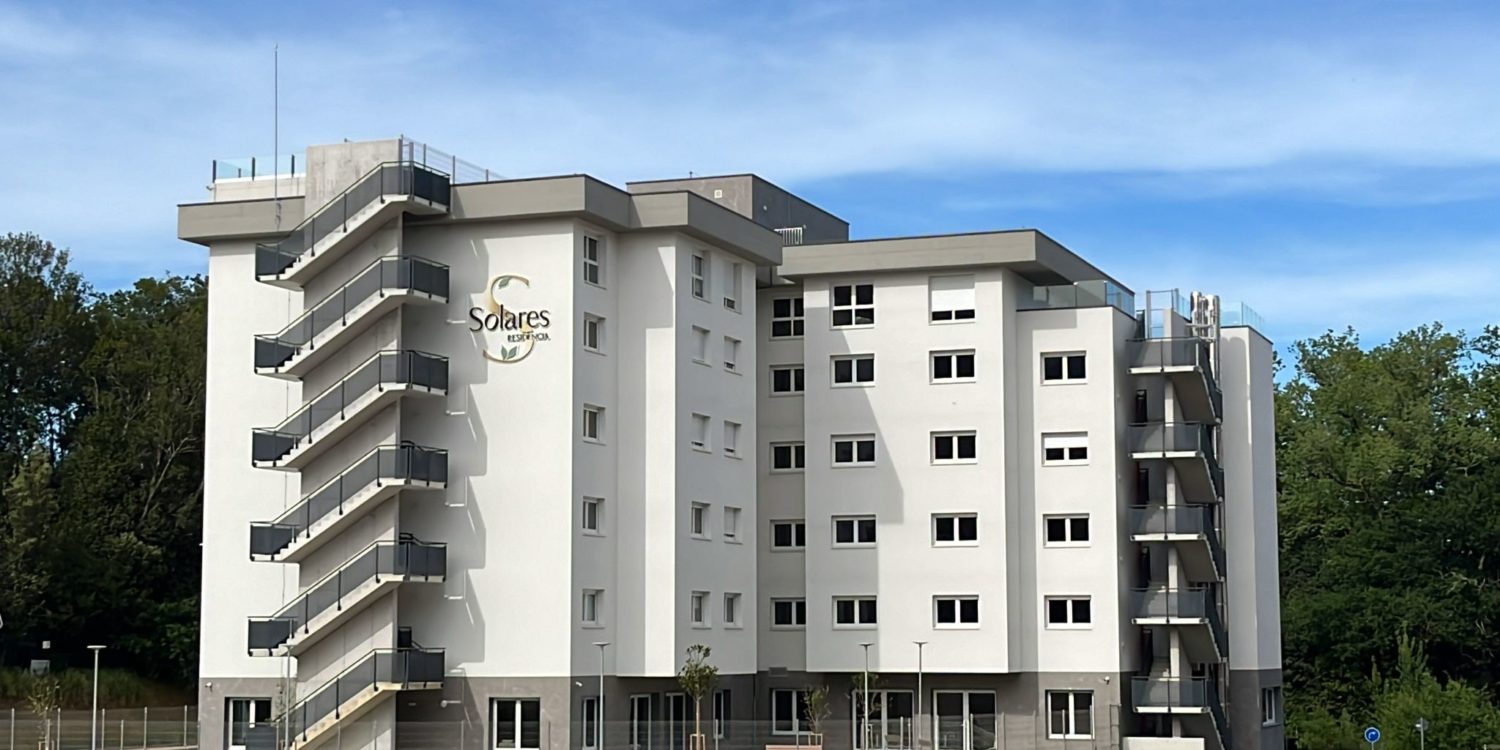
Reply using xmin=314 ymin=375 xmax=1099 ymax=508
xmin=183 ymin=140 xmax=1282 ymax=750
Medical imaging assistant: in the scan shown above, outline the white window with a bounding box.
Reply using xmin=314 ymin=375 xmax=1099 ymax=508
xmin=771 ymin=689 xmax=811 ymax=735
xmin=723 ymin=421 xmax=741 ymax=457
xmin=771 ymin=442 xmax=806 ymax=471
xmin=831 ymin=354 xmax=875 ymax=386
xmin=582 ymin=696 xmax=600 ymax=750
xmin=1047 ymin=691 xmax=1093 ymax=739
xmin=691 ymin=253 xmax=709 ymax=300
xmin=770 ymin=297 xmax=804 ymax=338
xmin=692 ymin=326 xmax=710 ymax=364
xmin=723 ymin=593 xmax=742 ymax=627
xmin=934 ymin=596 xmax=980 ymax=627
xmin=582 ymin=497 xmax=604 ymax=534
xmin=1045 ymin=597 xmax=1093 ymax=628
xmin=931 ymin=350 xmax=976 ymax=382
xmin=933 ymin=513 xmax=978 ymax=545
xmin=772 ymin=598 xmax=807 ymax=628
xmin=929 ymin=274 xmax=976 ymax=322
xmin=583 ymin=236 xmax=603 ymax=286
xmin=832 ymin=434 xmax=876 ymax=466
xmin=724 ymin=262 xmax=742 ymax=311
xmin=931 ymin=431 xmax=978 ymax=463
xmin=1260 ymin=687 xmax=1282 ymax=726
xmin=691 ymin=591 xmax=710 ymax=627
xmin=833 ymin=597 xmax=878 ymax=627
xmin=724 ymin=336 xmax=741 ymax=372
xmin=723 ymin=507 xmax=741 ymax=542
xmin=833 ymin=515 xmax=877 ymax=546
xmin=583 ymin=315 xmax=604 ymax=353
xmin=491 ymin=698 xmax=542 ymax=750
xmin=691 ymin=413 xmax=711 ymax=451
xmin=1042 ymin=432 xmax=1089 ymax=465
xmin=830 ymin=283 xmax=875 ymax=327
xmin=1043 ymin=352 xmax=1087 ymax=383
xmin=713 ymin=690 xmax=732 ymax=739
xmin=771 ymin=520 xmax=806 ymax=550
xmin=691 ymin=503 xmax=710 ymax=539
xmin=582 ymin=405 xmax=604 ymax=443
xmin=770 ymin=365 xmax=805 ymax=395
xmin=1044 ymin=515 xmax=1090 ymax=546
xmin=582 ymin=589 xmax=603 ymax=626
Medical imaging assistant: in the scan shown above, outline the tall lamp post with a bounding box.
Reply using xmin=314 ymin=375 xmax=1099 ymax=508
xmin=88 ymin=645 xmax=106 ymax=750
xmin=594 ymin=642 xmax=610 ymax=750
xmin=859 ymin=643 xmax=874 ymax=750
xmin=913 ymin=642 xmax=928 ymax=750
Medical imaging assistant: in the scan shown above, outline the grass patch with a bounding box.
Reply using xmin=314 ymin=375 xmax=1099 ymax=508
xmin=0 ymin=668 xmax=191 ymax=709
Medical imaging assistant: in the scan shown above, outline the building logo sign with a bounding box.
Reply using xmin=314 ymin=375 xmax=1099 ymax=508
xmin=468 ymin=274 xmax=552 ymax=364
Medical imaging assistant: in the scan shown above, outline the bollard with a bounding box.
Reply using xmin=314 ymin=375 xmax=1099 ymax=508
xmin=142 ymin=707 xmax=147 ymax=750
xmin=182 ymin=706 xmax=188 ymax=747
xmin=118 ymin=719 xmax=123 ymax=750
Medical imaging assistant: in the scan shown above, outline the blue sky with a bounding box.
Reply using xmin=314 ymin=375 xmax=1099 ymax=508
xmin=4 ymin=0 xmax=1499 ymax=349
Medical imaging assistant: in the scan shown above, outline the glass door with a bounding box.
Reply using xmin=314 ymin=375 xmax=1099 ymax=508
xmin=631 ymin=695 xmax=653 ymax=750
xmin=665 ymin=693 xmax=690 ymax=750
xmin=933 ymin=692 xmax=996 ymax=750
xmin=226 ymin=698 xmax=270 ymax=750
xmin=853 ymin=690 xmax=915 ymax=750
xmin=492 ymin=698 xmax=543 ymax=750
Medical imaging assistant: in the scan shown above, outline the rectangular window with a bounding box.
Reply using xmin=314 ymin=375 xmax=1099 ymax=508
xmin=723 ymin=507 xmax=741 ymax=541
xmin=770 ymin=365 xmax=805 ymax=395
xmin=933 ymin=513 xmax=978 ymax=545
xmin=226 ymin=698 xmax=272 ymax=748
xmin=583 ymin=236 xmax=603 ymax=286
xmin=934 ymin=596 xmax=980 ymax=627
xmin=723 ymin=593 xmax=742 ymax=627
xmin=1045 ymin=597 xmax=1093 ymax=628
xmin=1044 ymin=515 xmax=1090 ymax=546
xmin=831 ymin=283 xmax=875 ymax=327
xmin=582 ymin=589 xmax=602 ymax=626
xmin=831 ymin=354 xmax=876 ymax=386
xmin=771 ymin=297 xmax=805 ymax=338
xmin=834 ymin=597 xmax=878 ymax=627
xmin=724 ymin=263 xmax=742 ymax=311
xmin=691 ymin=503 xmax=710 ymax=539
xmin=771 ymin=689 xmax=811 ymax=735
xmin=491 ymin=698 xmax=542 ymax=750
xmin=582 ymin=315 xmax=604 ymax=354
xmin=713 ymin=690 xmax=731 ymax=739
xmin=724 ymin=336 xmax=741 ymax=372
xmin=691 ymin=253 xmax=709 ymax=300
xmin=931 ymin=431 xmax=978 ymax=463
xmin=1042 ymin=433 xmax=1089 ymax=465
xmin=692 ymin=327 xmax=710 ymax=364
xmin=832 ymin=434 xmax=876 ymax=466
xmin=1042 ymin=353 xmax=1087 ymax=383
xmin=931 ymin=350 xmax=976 ymax=382
xmin=582 ymin=497 xmax=604 ymax=534
xmin=1261 ymin=687 xmax=1282 ymax=726
xmin=771 ymin=442 xmax=806 ymax=471
xmin=833 ymin=515 xmax=877 ymax=546
xmin=929 ymin=274 xmax=976 ymax=322
xmin=771 ymin=520 xmax=807 ymax=550
xmin=691 ymin=591 xmax=710 ymax=627
xmin=582 ymin=405 xmax=604 ymax=442
xmin=723 ymin=421 xmax=741 ymax=457
xmin=691 ymin=413 xmax=711 ymax=451
xmin=582 ymin=696 xmax=599 ymax=750
xmin=1047 ymin=691 xmax=1093 ymax=739
xmin=772 ymin=598 xmax=807 ymax=628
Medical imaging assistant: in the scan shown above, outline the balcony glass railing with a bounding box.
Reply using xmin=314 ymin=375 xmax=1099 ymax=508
xmin=1132 ymin=677 xmax=1214 ymax=708
xmin=1222 ymin=301 xmax=1267 ymax=332
xmin=255 ymin=161 xmax=451 ymax=279
xmin=213 ymin=153 xmax=305 ymax=181
xmin=251 ymin=350 xmax=448 ymax=464
xmin=1129 ymin=338 xmax=1223 ymax=419
xmin=285 ymin=647 xmax=444 ymax=743
xmin=1128 ymin=422 xmax=1224 ymax=496
xmin=1132 ymin=587 xmax=1228 ymax=659
xmin=247 ymin=539 xmax=446 ymax=652
xmin=254 ymin=257 xmax=449 ymax=370
xmin=1129 ymin=505 xmax=1226 ymax=577
xmin=250 ymin=445 xmax=448 ymax=558
xmin=1021 ymin=280 xmax=1134 ymax=314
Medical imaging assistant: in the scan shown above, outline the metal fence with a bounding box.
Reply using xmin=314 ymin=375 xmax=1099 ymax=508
xmin=2 ymin=706 xmax=196 ymax=750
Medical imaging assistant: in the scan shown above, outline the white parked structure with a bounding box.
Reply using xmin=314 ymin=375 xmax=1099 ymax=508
xmin=182 ymin=139 xmax=1282 ymax=750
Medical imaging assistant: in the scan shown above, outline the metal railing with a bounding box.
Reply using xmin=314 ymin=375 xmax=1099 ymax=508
xmin=213 ymin=153 xmax=304 ymax=181
xmin=1129 ymin=337 xmax=1223 ymax=419
xmin=1127 ymin=422 xmax=1224 ymax=498
xmin=255 ymin=161 xmax=451 ymax=279
xmin=247 ymin=539 xmax=446 ymax=652
xmin=1128 ymin=505 xmax=1226 ymax=577
xmin=775 ymin=226 xmax=805 ymax=246
xmin=251 ymin=350 xmax=448 ymax=464
xmin=250 ymin=444 xmax=448 ymax=558
xmin=399 ymin=137 xmax=499 ymax=185
xmin=284 ymin=647 xmax=445 ymax=744
xmin=254 ymin=257 xmax=449 ymax=370
xmin=1132 ymin=588 xmax=1228 ymax=660
xmin=1021 ymin=280 xmax=1135 ymax=314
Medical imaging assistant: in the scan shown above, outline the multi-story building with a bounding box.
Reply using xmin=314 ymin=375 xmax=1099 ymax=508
xmin=181 ymin=138 xmax=1282 ymax=750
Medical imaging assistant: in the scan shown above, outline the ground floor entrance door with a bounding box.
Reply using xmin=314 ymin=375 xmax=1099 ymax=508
xmin=934 ymin=691 xmax=997 ymax=750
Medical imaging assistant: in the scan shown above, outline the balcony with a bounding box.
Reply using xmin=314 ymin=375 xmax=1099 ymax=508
xmin=1129 ymin=422 xmax=1224 ymax=502
xmin=247 ymin=538 xmax=446 ymax=657
xmin=250 ymin=444 xmax=448 ymax=563
xmin=251 ymin=350 xmax=448 ymax=470
xmin=1129 ymin=505 xmax=1225 ymax=582
xmin=1020 ymin=279 xmax=1135 ymax=315
xmin=1132 ymin=677 xmax=1229 ymax=750
xmin=1129 ymin=337 xmax=1223 ymax=424
xmin=255 ymin=161 xmax=451 ymax=288
xmin=282 ymin=647 xmax=444 ymax=750
xmin=254 ymin=257 xmax=449 ymax=379
xmin=1130 ymin=588 xmax=1227 ymax=663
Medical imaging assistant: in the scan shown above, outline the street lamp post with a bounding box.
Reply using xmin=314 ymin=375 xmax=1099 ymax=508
xmin=913 ymin=642 xmax=928 ymax=750
xmin=88 ymin=645 xmax=106 ymax=750
xmin=859 ymin=643 xmax=874 ymax=750
xmin=1416 ymin=717 xmax=1428 ymax=750
xmin=594 ymin=642 xmax=610 ymax=750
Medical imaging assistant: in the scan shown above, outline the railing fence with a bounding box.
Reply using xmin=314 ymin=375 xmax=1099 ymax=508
xmin=2 ymin=706 xmax=196 ymax=750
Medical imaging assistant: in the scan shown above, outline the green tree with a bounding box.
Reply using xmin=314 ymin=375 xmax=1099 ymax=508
xmin=677 ymin=644 xmax=718 ymax=748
